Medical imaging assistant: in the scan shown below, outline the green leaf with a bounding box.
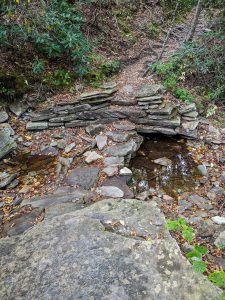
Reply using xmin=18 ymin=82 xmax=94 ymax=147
xmin=192 ymin=260 xmax=207 ymax=273
xmin=208 ymin=271 xmax=225 ymax=287
xmin=182 ymin=226 xmax=194 ymax=242
xmin=221 ymin=291 xmax=225 ymax=300
xmin=194 ymin=245 xmax=208 ymax=255
xmin=165 ymin=220 xmax=180 ymax=231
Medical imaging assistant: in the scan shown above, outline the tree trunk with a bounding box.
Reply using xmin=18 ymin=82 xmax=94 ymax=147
xmin=185 ymin=0 xmax=202 ymax=42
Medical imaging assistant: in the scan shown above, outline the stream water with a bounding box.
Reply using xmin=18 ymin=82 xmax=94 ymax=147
xmin=130 ymin=135 xmax=200 ymax=197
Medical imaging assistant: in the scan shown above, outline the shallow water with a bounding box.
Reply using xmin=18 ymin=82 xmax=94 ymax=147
xmin=130 ymin=135 xmax=200 ymax=197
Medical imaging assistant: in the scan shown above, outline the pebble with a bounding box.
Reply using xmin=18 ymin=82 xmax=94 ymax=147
xmin=211 ymin=216 xmax=225 ymax=225
xmin=103 ymin=166 xmax=118 ymax=177
xmin=57 ymin=140 xmax=66 ymax=149
xmin=96 ymin=135 xmax=107 ymax=150
xmin=96 ymin=186 xmax=124 ymax=198
xmin=85 ymin=151 xmax=102 ymax=164
xmin=119 ymin=167 xmax=132 ymax=176
xmin=65 ymin=142 xmax=76 ymax=153
xmin=197 ymin=165 xmax=208 ymax=177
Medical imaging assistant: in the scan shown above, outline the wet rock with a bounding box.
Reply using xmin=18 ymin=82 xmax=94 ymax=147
xmin=0 ymin=199 xmax=221 ymax=299
xmin=9 ymin=102 xmax=28 ymax=117
xmin=96 ymin=186 xmax=124 ymax=198
xmin=65 ymin=167 xmax=99 ymax=189
xmin=113 ymin=122 xmax=136 ymax=131
xmin=103 ymin=166 xmax=118 ymax=177
xmin=136 ymin=84 xmax=166 ymax=98
xmin=65 ymin=142 xmax=76 ymax=153
xmin=188 ymin=194 xmax=213 ymax=210
xmin=0 ymin=111 xmax=8 ymax=123
xmin=0 ymin=173 xmax=17 ymax=189
xmin=197 ymin=165 xmax=208 ymax=177
xmin=86 ymin=124 xmax=105 ymax=136
xmin=211 ymin=216 xmax=225 ymax=225
xmin=84 ymin=151 xmax=102 ymax=164
xmin=119 ymin=167 xmax=132 ymax=176
xmin=104 ymin=156 xmax=124 ymax=167
xmin=154 ymin=157 xmax=172 ymax=167
xmin=26 ymin=122 xmax=48 ymax=130
xmin=214 ymin=231 xmax=225 ymax=248
xmin=0 ymin=126 xmax=17 ymax=160
xmin=96 ymin=135 xmax=107 ymax=150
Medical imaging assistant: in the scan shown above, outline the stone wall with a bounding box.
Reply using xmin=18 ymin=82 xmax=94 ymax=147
xmin=26 ymin=84 xmax=199 ymax=139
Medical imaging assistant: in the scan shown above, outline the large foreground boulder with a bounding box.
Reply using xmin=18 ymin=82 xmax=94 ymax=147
xmin=0 ymin=199 xmax=221 ymax=300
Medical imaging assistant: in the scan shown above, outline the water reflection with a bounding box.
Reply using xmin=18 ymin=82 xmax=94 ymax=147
xmin=130 ymin=135 xmax=199 ymax=197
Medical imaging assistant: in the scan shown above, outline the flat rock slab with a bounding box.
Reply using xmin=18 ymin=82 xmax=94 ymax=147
xmin=136 ymin=84 xmax=166 ymax=98
xmin=0 ymin=199 xmax=221 ymax=299
xmin=65 ymin=167 xmax=99 ymax=189
xmin=106 ymin=138 xmax=143 ymax=157
xmin=23 ymin=187 xmax=94 ymax=208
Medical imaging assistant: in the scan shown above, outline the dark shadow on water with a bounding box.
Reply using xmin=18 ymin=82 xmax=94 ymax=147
xmin=130 ymin=134 xmax=200 ymax=197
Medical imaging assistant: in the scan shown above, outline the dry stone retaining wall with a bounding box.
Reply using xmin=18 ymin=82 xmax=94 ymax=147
xmin=26 ymin=84 xmax=199 ymax=139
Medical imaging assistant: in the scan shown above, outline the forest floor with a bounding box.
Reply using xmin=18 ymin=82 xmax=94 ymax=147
xmin=0 ymin=8 xmax=224 ymax=292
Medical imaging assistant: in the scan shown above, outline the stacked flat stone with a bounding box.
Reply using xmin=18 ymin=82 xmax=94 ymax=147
xmin=179 ymin=103 xmax=199 ymax=131
xmin=135 ymin=84 xmax=181 ymax=135
xmin=26 ymin=87 xmax=117 ymax=130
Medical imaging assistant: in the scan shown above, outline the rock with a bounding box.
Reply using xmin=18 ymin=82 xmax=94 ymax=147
xmin=177 ymin=200 xmax=192 ymax=213
xmin=154 ymin=157 xmax=172 ymax=167
xmin=211 ymin=216 xmax=225 ymax=225
xmin=208 ymin=125 xmax=219 ymax=134
xmin=163 ymin=194 xmax=174 ymax=203
xmin=220 ymin=171 xmax=225 ymax=182
xmin=0 ymin=126 xmax=16 ymax=160
xmin=3 ymin=207 xmax=43 ymax=237
xmin=65 ymin=142 xmax=76 ymax=153
xmin=197 ymin=219 xmax=219 ymax=237
xmin=85 ymin=151 xmax=102 ymax=164
xmin=9 ymin=102 xmax=28 ymax=117
xmin=57 ymin=139 xmax=66 ymax=150
xmin=23 ymin=187 xmax=94 ymax=208
xmin=197 ymin=165 xmax=208 ymax=176
xmin=104 ymin=156 xmax=124 ymax=167
xmin=106 ymin=139 xmax=143 ymax=158
xmin=102 ymin=176 xmax=133 ymax=198
xmin=111 ymin=98 xmax=137 ymax=106
xmin=100 ymin=82 xmax=117 ymax=90
xmin=179 ymin=104 xmax=197 ymax=115
xmin=26 ymin=122 xmax=48 ymax=130
xmin=136 ymin=84 xmax=166 ymax=98
xmin=0 ymin=111 xmax=8 ymax=123
xmin=214 ymin=231 xmax=225 ymax=248
xmin=182 ymin=111 xmax=198 ymax=118
xmin=138 ymin=115 xmax=181 ymax=128
xmin=86 ymin=124 xmax=105 ymax=136
xmin=96 ymin=135 xmax=107 ymax=150
xmin=8 ymin=179 xmax=19 ymax=189
xmin=0 ymin=199 xmax=221 ymax=299
xmin=136 ymin=191 xmax=150 ymax=201
xmin=103 ymin=166 xmax=118 ymax=177
xmin=65 ymin=167 xmax=99 ymax=189
xmin=0 ymin=173 xmax=17 ymax=189
xmin=119 ymin=167 xmax=132 ymax=176
xmin=137 ymin=126 xmax=177 ymax=135
xmin=40 ymin=146 xmax=59 ymax=156
xmin=210 ymin=186 xmax=224 ymax=196
xmin=19 ymin=186 xmax=32 ymax=194
xmin=96 ymin=186 xmax=124 ymax=198
xmin=79 ymin=88 xmax=117 ymax=101
xmin=113 ymin=122 xmax=136 ymax=131
xmin=188 ymin=194 xmax=213 ymax=210
xmin=182 ymin=120 xmax=199 ymax=131
xmin=106 ymin=131 xmax=136 ymax=143
xmin=147 ymin=103 xmax=177 ymax=116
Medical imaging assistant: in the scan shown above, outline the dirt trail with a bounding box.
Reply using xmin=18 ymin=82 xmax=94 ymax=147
xmin=115 ymin=10 xmax=207 ymax=101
